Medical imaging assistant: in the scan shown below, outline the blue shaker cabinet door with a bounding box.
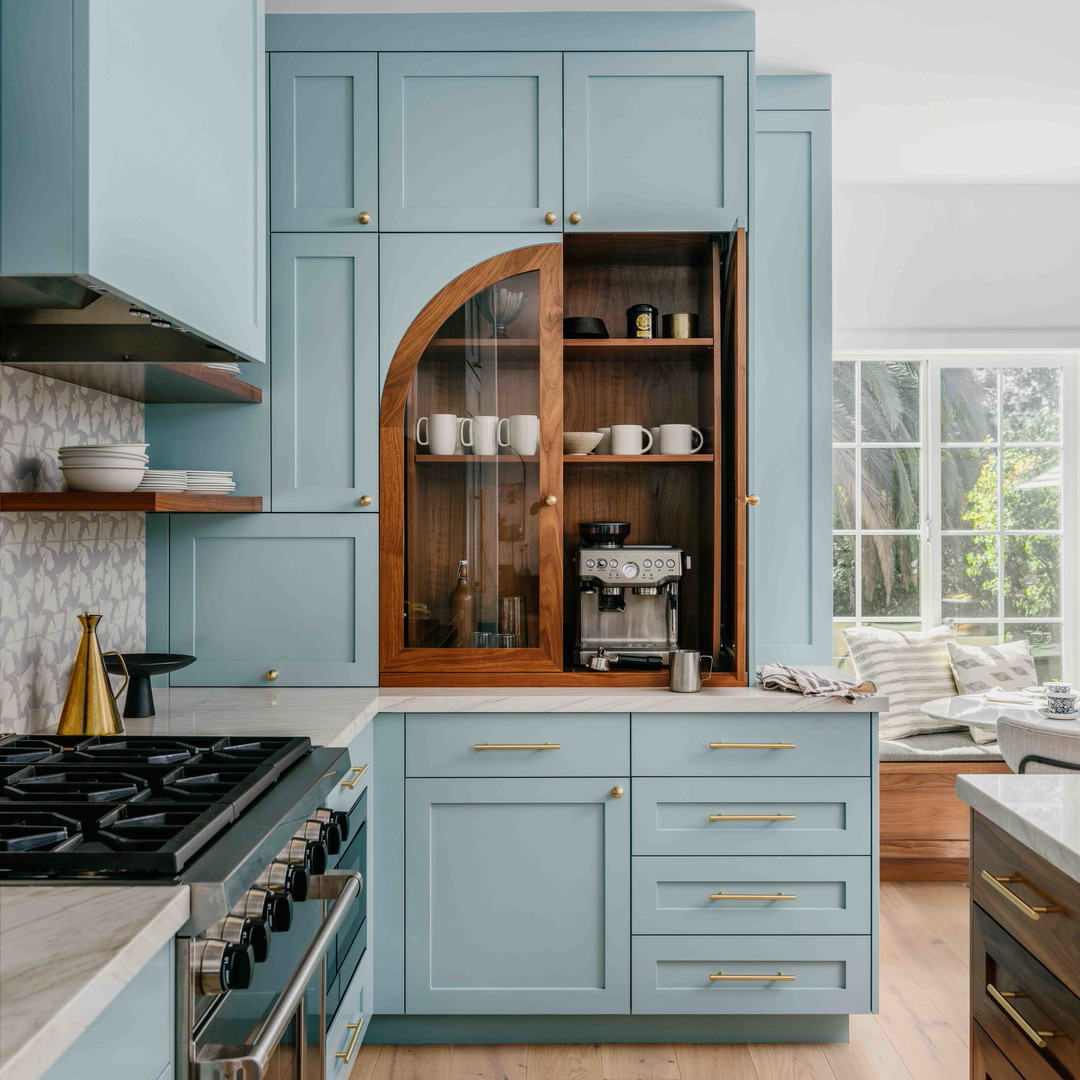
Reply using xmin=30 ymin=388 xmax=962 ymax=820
xmin=405 ymin=777 xmax=630 ymax=1014
xmin=379 ymin=53 xmax=563 ymax=233
xmin=169 ymin=514 xmax=377 ymax=686
xmin=271 ymin=234 xmax=378 ymax=512
xmin=563 ymin=53 xmax=748 ymax=233
xmin=751 ymin=110 xmax=832 ymax=669
xmin=269 ymin=53 xmax=378 ymax=231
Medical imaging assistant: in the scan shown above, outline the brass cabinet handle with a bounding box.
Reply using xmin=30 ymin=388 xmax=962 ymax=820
xmin=709 ymin=813 xmax=795 ymax=821
xmin=544 ymin=494 xmax=558 ymax=506
xmin=709 ymin=742 xmax=796 ymax=750
xmin=544 ymin=211 xmax=557 ymax=224
xmin=745 ymin=494 xmax=760 ymax=505
xmin=709 ymin=892 xmax=796 ymax=901
xmin=358 ymin=495 xmax=372 ymax=506
xmin=710 ymin=970 xmax=795 ymax=982
xmin=979 ymin=870 xmax=1060 ymax=920
xmin=568 ymin=211 xmax=582 ymax=224
xmin=986 ymin=984 xmax=1059 ymax=1048
xmin=340 ymin=764 xmax=369 ymax=789
xmin=611 ymin=785 xmax=624 ymax=798
xmin=335 ymin=1018 xmax=365 ymax=1062
xmin=264 ymin=669 xmax=279 ymax=682
xmin=473 ymin=743 xmax=561 ymax=751
xmin=357 ymin=211 xmax=371 ymax=225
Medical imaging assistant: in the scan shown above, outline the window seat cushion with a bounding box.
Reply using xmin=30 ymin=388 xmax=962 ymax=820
xmin=879 ymin=731 xmax=1003 ymax=762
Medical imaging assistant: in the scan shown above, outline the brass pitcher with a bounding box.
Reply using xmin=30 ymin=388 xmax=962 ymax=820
xmin=56 ymin=613 xmax=129 ymax=735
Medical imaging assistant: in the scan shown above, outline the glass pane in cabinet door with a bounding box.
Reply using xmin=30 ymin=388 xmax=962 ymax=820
xmin=404 ymin=271 xmax=542 ymax=650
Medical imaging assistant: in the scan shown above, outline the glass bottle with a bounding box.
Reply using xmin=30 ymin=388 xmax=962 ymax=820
xmin=448 ymin=559 xmax=477 ymax=646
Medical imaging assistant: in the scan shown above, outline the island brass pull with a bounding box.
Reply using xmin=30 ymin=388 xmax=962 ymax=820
xmin=544 ymin=211 xmax=557 ymax=224
xmin=709 ymin=813 xmax=795 ymax=821
xmin=474 ymin=743 xmax=561 ymax=751
xmin=568 ymin=211 xmax=582 ymax=224
xmin=710 ymin=970 xmax=795 ymax=982
xmin=264 ymin=669 xmax=279 ymax=682
xmin=986 ymin=984 xmax=1059 ymax=1048
xmin=340 ymin=764 xmax=369 ymax=789
xmin=709 ymin=892 xmax=796 ymax=901
xmin=709 ymin=742 xmax=796 ymax=750
xmin=357 ymin=211 xmax=371 ymax=225
xmin=611 ymin=785 xmax=624 ymax=798
xmin=358 ymin=495 xmax=372 ymax=506
xmin=335 ymin=1018 xmax=365 ymax=1062
xmin=979 ymin=871 xmax=1060 ymax=919
xmin=745 ymin=494 xmax=760 ymax=505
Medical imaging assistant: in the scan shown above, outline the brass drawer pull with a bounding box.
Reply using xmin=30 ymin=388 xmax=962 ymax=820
xmin=335 ymin=1017 xmax=365 ymax=1062
xmin=986 ymin=984 xmax=1059 ymax=1048
xmin=710 ymin=970 xmax=795 ymax=982
xmin=979 ymin=870 xmax=1061 ymax=920
xmin=340 ymin=764 xmax=369 ymax=789
xmin=709 ymin=742 xmax=796 ymax=750
xmin=473 ymin=743 xmax=561 ymax=750
xmin=709 ymin=892 xmax=796 ymax=901
xmin=709 ymin=813 xmax=795 ymax=821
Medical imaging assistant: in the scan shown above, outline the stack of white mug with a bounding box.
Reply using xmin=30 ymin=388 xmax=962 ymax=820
xmin=415 ymin=414 xmax=539 ymax=456
xmin=595 ymin=424 xmax=705 ymax=455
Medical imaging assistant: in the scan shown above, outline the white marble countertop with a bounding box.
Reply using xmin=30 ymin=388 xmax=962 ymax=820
xmin=0 ymin=885 xmax=189 ymax=1080
xmin=957 ymin=773 xmax=1080 ymax=883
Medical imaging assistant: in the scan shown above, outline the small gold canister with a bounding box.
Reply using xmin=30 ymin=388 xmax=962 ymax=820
xmin=662 ymin=313 xmax=699 ymax=339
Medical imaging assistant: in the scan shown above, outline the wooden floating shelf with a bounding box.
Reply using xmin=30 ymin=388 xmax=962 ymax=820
xmin=563 ymin=337 xmax=713 ymax=349
xmin=0 ymin=492 xmax=262 ymax=513
xmin=2 ymin=360 xmax=261 ymax=404
xmin=414 ymin=454 xmax=539 ymax=464
xmin=564 ymin=454 xmax=714 ymax=464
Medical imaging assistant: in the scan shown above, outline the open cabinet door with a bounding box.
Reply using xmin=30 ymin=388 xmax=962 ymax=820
xmin=380 ymin=244 xmax=564 ymax=675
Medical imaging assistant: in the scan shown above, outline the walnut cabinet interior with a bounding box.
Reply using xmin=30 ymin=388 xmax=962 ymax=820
xmin=379 ymin=232 xmax=747 ymax=686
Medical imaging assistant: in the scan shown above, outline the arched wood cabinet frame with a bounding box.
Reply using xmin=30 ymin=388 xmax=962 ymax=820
xmin=379 ymin=244 xmax=565 ymax=675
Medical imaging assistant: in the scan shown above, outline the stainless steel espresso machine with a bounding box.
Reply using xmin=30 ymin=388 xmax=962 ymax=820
xmin=574 ymin=521 xmax=687 ymax=667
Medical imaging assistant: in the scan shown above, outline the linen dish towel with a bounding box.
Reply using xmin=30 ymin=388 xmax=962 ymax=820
xmin=757 ymin=663 xmax=876 ymax=702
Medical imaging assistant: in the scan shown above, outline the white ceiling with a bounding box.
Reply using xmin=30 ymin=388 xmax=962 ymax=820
xmin=265 ymin=0 xmax=1080 ymax=184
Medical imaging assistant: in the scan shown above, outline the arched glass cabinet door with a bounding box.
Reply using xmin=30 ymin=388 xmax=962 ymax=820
xmin=380 ymin=244 xmax=563 ymax=675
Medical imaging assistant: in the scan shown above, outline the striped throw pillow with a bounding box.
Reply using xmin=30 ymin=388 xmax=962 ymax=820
xmin=947 ymin=640 xmax=1037 ymax=694
xmin=843 ymin=625 xmax=964 ymax=739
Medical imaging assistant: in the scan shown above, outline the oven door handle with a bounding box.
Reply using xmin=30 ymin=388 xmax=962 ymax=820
xmin=195 ymin=870 xmax=362 ymax=1080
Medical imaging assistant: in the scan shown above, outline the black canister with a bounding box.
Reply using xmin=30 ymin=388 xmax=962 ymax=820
xmin=626 ymin=303 xmax=658 ymax=339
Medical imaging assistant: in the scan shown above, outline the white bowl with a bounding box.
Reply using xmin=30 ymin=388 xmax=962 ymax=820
xmin=563 ymin=431 xmax=605 ymax=455
xmin=59 ymin=443 xmax=148 ymax=453
xmin=61 ymin=465 xmax=146 ymax=493
xmin=58 ymin=452 xmax=149 ymax=467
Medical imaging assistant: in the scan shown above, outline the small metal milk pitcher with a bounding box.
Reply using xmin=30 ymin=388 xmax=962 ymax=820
xmin=669 ymin=650 xmax=714 ymax=693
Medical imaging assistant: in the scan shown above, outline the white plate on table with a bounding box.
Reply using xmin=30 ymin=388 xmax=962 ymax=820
xmin=1039 ymin=707 xmax=1080 ymax=721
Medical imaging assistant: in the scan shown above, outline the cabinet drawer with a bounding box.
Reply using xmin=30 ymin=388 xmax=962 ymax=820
xmin=632 ymin=856 xmax=871 ymax=936
xmin=632 ymin=714 xmax=871 ymax=776
xmin=326 ymin=723 xmax=372 ymax=814
xmin=633 ymin=777 xmax=871 ymax=857
xmin=973 ymin=1021 xmax=1027 ymax=1080
xmin=631 ymin=935 xmax=871 ymax=1015
xmin=326 ymin=950 xmax=372 ymax=1080
xmin=406 ymin=714 xmax=629 ymax=777
xmin=972 ymin=813 xmax=1080 ymax=998
xmin=972 ymin=904 xmax=1080 ymax=1080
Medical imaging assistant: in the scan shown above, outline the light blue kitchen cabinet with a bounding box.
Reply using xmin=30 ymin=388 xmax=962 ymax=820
xmin=404 ymin=776 xmax=630 ymax=1014
xmin=379 ymin=52 xmax=563 ymax=233
xmin=271 ymin=234 xmax=379 ymax=511
xmin=0 ymin=0 xmax=265 ymax=361
xmin=168 ymin=514 xmax=378 ymax=686
xmin=563 ymin=53 xmax=748 ymax=233
xmin=269 ymin=53 xmax=378 ymax=232
xmin=751 ymin=88 xmax=832 ymax=669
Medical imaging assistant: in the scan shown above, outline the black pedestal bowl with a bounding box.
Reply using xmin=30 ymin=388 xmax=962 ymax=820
xmin=103 ymin=653 xmax=197 ymax=718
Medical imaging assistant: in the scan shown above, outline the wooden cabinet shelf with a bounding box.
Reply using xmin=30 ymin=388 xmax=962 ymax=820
xmin=0 ymin=492 xmax=262 ymax=512
xmin=1 ymin=361 xmax=261 ymax=404
xmin=564 ymin=454 xmax=713 ymax=464
xmin=563 ymin=337 xmax=713 ymax=354
xmin=414 ymin=454 xmax=539 ymax=464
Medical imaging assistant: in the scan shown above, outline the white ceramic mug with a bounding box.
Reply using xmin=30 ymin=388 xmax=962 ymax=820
xmin=498 ymin=414 xmax=539 ymax=456
xmin=659 ymin=424 xmax=704 ymax=455
xmin=1046 ymin=691 xmax=1078 ymax=715
xmin=648 ymin=427 xmax=661 ymax=455
xmin=594 ymin=427 xmax=612 ymax=454
xmin=462 ymin=415 xmax=501 ymax=456
xmin=610 ymin=424 xmax=653 ymax=455
xmin=416 ymin=413 xmax=462 ymax=456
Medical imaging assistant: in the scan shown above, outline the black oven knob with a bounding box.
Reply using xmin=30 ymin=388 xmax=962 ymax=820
xmin=236 ymin=888 xmax=292 ymax=933
xmin=312 ymin=807 xmax=350 ymax=844
xmin=278 ymin=836 xmax=328 ymax=876
xmin=208 ymin=915 xmax=271 ymax=963
xmin=193 ymin=939 xmax=255 ymax=995
xmin=257 ymin=859 xmax=309 ymax=902
xmin=299 ymin=818 xmax=342 ymax=856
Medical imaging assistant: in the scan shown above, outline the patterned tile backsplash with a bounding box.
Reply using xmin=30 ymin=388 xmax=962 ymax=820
xmin=1 ymin=367 xmax=146 ymax=732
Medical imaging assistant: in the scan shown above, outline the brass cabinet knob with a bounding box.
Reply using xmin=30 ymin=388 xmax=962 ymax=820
xmin=544 ymin=211 xmax=557 ymax=225
xmin=357 ymin=211 xmax=371 ymax=225
xmin=611 ymin=785 xmax=624 ymax=799
xmin=568 ymin=212 xmax=582 ymax=225
xmin=265 ymin=670 xmax=279 ymax=682
xmin=358 ymin=495 xmax=373 ymax=506
xmin=544 ymin=494 xmax=558 ymax=506
xmin=745 ymin=494 xmax=761 ymax=505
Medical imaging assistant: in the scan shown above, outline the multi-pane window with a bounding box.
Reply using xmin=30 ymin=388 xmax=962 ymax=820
xmin=833 ymin=354 xmax=1075 ymax=680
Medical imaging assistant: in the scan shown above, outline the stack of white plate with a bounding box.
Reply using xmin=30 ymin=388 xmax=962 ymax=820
xmin=58 ymin=444 xmax=148 ymax=492
xmin=185 ymin=470 xmax=236 ymax=494
xmin=136 ymin=470 xmax=188 ymax=492
xmin=203 ymin=361 xmax=241 ymax=377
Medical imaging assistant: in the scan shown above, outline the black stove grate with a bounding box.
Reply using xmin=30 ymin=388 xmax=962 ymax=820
xmin=0 ymin=735 xmax=311 ymax=876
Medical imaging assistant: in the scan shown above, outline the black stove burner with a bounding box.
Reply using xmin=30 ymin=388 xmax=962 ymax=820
xmin=0 ymin=734 xmax=311 ymax=877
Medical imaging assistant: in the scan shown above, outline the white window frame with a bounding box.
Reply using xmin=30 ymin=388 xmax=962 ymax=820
xmin=833 ymin=350 xmax=1078 ymax=677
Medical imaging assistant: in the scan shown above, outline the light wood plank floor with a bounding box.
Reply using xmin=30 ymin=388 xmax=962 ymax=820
xmin=351 ymin=882 xmax=969 ymax=1080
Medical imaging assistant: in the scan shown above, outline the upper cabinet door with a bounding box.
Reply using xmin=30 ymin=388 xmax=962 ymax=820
xmin=379 ymin=52 xmax=563 ymax=232
xmin=563 ymin=53 xmax=748 ymax=232
xmin=270 ymin=53 xmax=378 ymax=231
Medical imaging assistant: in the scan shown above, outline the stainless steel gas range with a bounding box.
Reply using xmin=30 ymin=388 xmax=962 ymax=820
xmin=0 ymin=733 xmax=369 ymax=1080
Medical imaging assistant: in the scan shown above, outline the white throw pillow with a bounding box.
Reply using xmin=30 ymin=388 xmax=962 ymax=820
xmin=947 ymin=640 xmax=1037 ymax=695
xmin=843 ymin=625 xmax=964 ymax=740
